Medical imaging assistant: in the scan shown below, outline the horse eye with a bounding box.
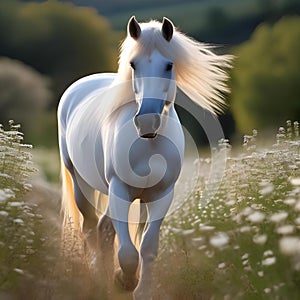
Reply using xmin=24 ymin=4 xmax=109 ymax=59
xmin=166 ymin=62 xmax=173 ymax=71
xmin=130 ymin=61 xmax=136 ymax=70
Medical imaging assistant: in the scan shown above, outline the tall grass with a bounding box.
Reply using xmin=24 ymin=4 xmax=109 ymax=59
xmin=156 ymin=121 xmax=300 ymax=299
xmin=0 ymin=122 xmax=109 ymax=300
xmin=0 ymin=121 xmax=37 ymax=292
xmin=1 ymin=120 xmax=300 ymax=299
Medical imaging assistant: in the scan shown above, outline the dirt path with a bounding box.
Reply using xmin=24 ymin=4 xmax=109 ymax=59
xmin=24 ymin=178 xmax=61 ymax=230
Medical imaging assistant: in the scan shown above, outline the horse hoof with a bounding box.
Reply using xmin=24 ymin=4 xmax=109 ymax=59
xmin=114 ymin=268 xmax=138 ymax=292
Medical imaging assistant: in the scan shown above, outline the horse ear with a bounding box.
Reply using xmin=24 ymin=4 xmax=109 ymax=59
xmin=128 ymin=16 xmax=141 ymax=40
xmin=162 ymin=17 xmax=174 ymax=42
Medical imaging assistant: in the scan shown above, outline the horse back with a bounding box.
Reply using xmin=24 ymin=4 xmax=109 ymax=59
xmin=57 ymin=73 xmax=116 ymax=193
xmin=57 ymin=73 xmax=116 ymax=130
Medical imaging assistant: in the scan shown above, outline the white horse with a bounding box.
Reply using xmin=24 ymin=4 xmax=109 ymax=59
xmin=58 ymin=16 xmax=231 ymax=299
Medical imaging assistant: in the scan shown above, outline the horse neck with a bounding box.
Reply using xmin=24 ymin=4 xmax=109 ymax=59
xmin=105 ymin=73 xmax=135 ymax=115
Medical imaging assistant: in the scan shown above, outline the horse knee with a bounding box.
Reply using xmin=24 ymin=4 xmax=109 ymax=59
xmin=118 ymin=245 xmax=139 ymax=275
xmin=140 ymin=243 xmax=158 ymax=264
xmin=139 ymin=220 xmax=162 ymax=263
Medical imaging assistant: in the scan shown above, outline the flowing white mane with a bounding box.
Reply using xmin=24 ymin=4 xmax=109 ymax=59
xmin=116 ymin=19 xmax=233 ymax=114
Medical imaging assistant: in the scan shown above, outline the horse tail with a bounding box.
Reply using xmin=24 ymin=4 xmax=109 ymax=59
xmin=134 ymin=200 xmax=148 ymax=246
xmin=60 ymin=159 xmax=83 ymax=254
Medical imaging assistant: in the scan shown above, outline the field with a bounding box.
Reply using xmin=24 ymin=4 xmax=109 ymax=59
xmin=1 ymin=120 xmax=300 ymax=299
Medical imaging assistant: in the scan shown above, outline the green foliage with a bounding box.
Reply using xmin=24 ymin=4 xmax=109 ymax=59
xmin=0 ymin=1 xmax=119 ymax=104
xmin=0 ymin=1 xmax=120 ymax=147
xmin=231 ymin=17 xmax=300 ymax=133
xmin=157 ymin=121 xmax=300 ymax=299
xmin=61 ymin=0 xmax=300 ymax=44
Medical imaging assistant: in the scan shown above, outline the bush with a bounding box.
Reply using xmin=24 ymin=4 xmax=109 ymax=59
xmin=7 ymin=1 xmax=119 ymax=102
xmin=230 ymin=16 xmax=300 ymax=133
xmin=0 ymin=57 xmax=52 ymax=143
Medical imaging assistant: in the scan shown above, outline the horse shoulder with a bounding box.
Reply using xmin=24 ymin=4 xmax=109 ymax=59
xmin=58 ymin=73 xmax=117 ymax=130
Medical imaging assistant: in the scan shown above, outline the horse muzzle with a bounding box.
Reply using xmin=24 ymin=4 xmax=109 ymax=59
xmin=134 ymin=113 xmax=161 ymax=139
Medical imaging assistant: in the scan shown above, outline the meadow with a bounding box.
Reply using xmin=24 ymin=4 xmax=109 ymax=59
xmin=1 ymin=120 xmax=300 ymax=299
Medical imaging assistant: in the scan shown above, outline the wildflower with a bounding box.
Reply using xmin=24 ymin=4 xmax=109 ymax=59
xmin=170 ymin=227 xmax=182 ymax=234
xmin=218 ymin=262 xmax=226 ymax=269
xmin=13 ymin=218 xmax=24 ymax=224
xmin=240 ymin=226 xmax=251 ymax=233
xmin=9 ymin=201 xmax=24 ymax=207
xmin=0 ymin=211 xmax=8 ymax=217
xmin=0 ymin=189 xmax=15 ymax=202
xmin=205 ymin=250 xmax=214 ymax=258
xmin=290 ymin=178 xmax=300 ymax=186
xmin=198 ymin=245 xmax=207 ymax=251
xmin=199 ymin=224 xmax=215 ymax=231
xmin=182 ymin=229 xmax=195 ymax=236
xmin=294 ymin=201 xmax=300 ymax=212
xmin=279 ymin=237 xmax=300 ymax=255
xmin=258 ymin=271 xmax=264 ymax=277
xmin=270 ymin=211 xmax=288 ymax=223
xmin=210 ymin=232 xmax=229 ymax=248
xmin=277 ymin=225 xmax=294 ymax=235
xmin=247 ymin=211 xmax=265 ymax=223
xmin=253 ymin=234 xmax=267 ymax=245
xmin=192 ymin=236 xmax=204 ymax=243
xmin=260 ymin=184 xmax=274 ymax=195
xmin=225 ymin=199 xmax=235 ymax=206
xmin=242 ymin=259 xmax=249 ymax=266
xmin=264 ymin=250 xmax=274 ymax=257
xmin=264 ymin=288 xmax=271 ymax=294
xmin=283 ymin=198 xmax=296 ymax=206
xmin=241 ymin=207 xmax=253 ymax=216
xmin=241 ymin=253 xmax=249 ymax=260
xmin=0 ymin=190 xmax=8 ymax=202
xmin=13 ymin=268 xmax=24 ymax=275
xmin=262 ymin=257 xmax=276 ymax=266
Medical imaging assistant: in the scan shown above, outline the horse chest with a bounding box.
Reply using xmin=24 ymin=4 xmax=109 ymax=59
xmin=107 ymin=136 xmax=182 ymax=190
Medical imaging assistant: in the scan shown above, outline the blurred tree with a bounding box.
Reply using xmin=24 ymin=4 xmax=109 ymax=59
xmin=0 ymin=57 xmax=52 ymax=142
xmin=0 ymin=1 xmax=118 ymax=107
xmin=230 ymin=16 xmax=300 ymax=132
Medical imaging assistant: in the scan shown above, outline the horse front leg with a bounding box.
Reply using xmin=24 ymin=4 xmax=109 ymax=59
xmin=109 ymin=177 xmax=140 ymax=291
xmin=134 ymin=187 xmax=174 ymax=300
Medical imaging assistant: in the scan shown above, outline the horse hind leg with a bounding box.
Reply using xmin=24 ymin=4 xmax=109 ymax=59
xmin=97 ymin=212 xmax=116 ymax=284
xmin=71 ymin=171 xmax=99 ymax=251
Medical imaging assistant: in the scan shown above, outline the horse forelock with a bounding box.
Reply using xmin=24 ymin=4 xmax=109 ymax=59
xmin=117 ymin=19 xmax=233 ymax=114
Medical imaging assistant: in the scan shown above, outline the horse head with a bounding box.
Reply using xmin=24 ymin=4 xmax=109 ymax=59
xmin=128 ymin=16 xmax=177 ymax=139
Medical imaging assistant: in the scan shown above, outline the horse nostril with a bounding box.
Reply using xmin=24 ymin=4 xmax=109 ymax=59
xmin=134 ymin=113 xmax=161 ymax=138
